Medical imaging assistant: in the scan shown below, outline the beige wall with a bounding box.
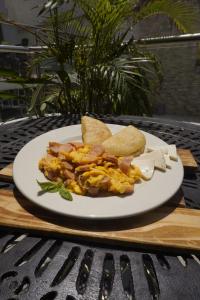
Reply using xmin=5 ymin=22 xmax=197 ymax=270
xmin=2 ymin=0 xmax=45 ymax=45
xmin=4 ymin=0 xmax=45 ymax=25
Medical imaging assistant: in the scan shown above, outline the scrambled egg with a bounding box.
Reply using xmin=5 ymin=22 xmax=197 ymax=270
xmin=39 ymin=143 xmax=142 ymax=196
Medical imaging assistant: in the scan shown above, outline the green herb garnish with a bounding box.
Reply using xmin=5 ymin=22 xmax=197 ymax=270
xmin=59 ymin=186 xmax=73 ymax=201
xmin=37 ymin=180 xmax=73 ymax=201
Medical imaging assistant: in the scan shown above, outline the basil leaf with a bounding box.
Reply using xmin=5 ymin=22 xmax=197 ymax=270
xmin=37 ymin=180 xmax=61 ymax=193
xmin=37 ymin=180 xmax=73 ymax=200
xmin=59 ymin=187 xmax=73 ymax=201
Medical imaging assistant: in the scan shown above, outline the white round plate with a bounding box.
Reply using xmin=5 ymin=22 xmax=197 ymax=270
xmin=13 ymin=124 xmax=184 ymax=219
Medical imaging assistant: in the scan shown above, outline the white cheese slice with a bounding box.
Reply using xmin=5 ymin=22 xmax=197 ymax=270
xmin=131 ymin=158 xmax=155 ymax=180
xmin=147 ymin=144 xmax=178 ymax=161
xmin=168 ymin=145 xmax=178 ymax=161
xmin=147 ymin=145 xmax=168 ymax=155
xmin=139 ymin=150 xmax=166 ymax=171
xmin=164 ymin=154 xmax=172 ymax=168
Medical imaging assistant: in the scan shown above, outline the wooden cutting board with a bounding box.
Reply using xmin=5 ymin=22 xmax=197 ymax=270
xmin=0 ymin=149 xmax=199 ymax=251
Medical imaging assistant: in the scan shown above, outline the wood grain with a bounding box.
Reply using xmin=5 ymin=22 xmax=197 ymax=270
xmin=0 ymin=189 xmax=199 ymax=250
xmin=177 ymin=149 xmax=198 ymax=169
xmin=0 ymin=163 xmax=13 ymax=182
xmin=0 ymin=148 xmax=198 ymax=250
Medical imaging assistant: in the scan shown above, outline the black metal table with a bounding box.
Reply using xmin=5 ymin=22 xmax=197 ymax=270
xmin=0 ymin=115 xmax=200 ymax=300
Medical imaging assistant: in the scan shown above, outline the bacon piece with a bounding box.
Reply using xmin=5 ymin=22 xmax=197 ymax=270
xmin=49 ymin=142 xmax=73 ymax=155
xmin=58 ymin=152 xmax=66 ymax=160
xmin=69 ymin=141 xmax=84 ymax=149
xmin=61 ymin=161 xmax=73 ymax=171
xmin=100 ymin=176 xmax=111 ymax=190
xmin=118 ymin=156 xmax=133 ymax=174
xmin=77 ymin=145 xmax=104 ymax=165
xmin=84 ymin=175 xmax=110 ymax=196
xmin=39 ymin=153 xmax=55 ymax=164
xmin=87 ymin=186 xmax=99 ymax=196
xmin=63 ymin=169 xmax=75 ymax=180
xmin=64 ymin=179 xmax=72 ymax=187
xmin=102 ymin=153 xmax=118 ymax=164
xmin=48 ymin=142 xmax=60 ymax=154
xmin=60 ymin=144 xmax=74 ymax=152
xmin=79 ymin=154 xmax=99 ymax=165
xmin=46 ymin=170 xmax=58 ymax=181
xmin=88 ymin=144 xmax=105 ymax=157
xmin=75 ymin=164 xmax=95 ymax=174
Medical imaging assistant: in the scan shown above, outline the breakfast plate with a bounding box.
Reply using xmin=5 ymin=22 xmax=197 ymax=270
xmin=13 ymin=124 xmax=184 ymax=219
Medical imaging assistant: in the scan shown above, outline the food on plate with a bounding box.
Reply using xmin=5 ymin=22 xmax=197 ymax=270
xmin=102 ymin=125 xmax=146 ymax=157
xmin=39 ymin=142 xmax=142 ymax=196
xmin=81 ymin=116 xmax=112 ymax=145
xmin=147 ymin=145 xmax=178 ymax=161
xmin=37 ymin=180 xmax=73 ymax=201
xmin=139 ymin=150 xmax=166 ymax=171
xmin=131 ymin=158 xmax=155 ymax=180
xmin=131 ymin=145 xmax=178 ymax=174
xmin=38 ymin=116 xmax=179 ymax=200
xmin=164 ymin=154 xmax=172 ymax=169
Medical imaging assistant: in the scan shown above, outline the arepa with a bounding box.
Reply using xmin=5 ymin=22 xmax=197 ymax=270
xmin=102 ymin=125 xmax=146 ymax=157
xmin=81 ymin=116 xmax=112 ymax=145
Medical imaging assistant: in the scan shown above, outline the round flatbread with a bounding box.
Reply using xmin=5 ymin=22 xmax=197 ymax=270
xmin=102 ymin=125 xmax=146 ymax=157
xmin=81 ymin=116 xmax=112 ymax=145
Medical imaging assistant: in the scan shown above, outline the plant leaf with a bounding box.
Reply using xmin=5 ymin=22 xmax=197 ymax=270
xmin=37 ymin=180 xmax=62 ymax=193
xmin=59 ymin=186 xmax=73 ymax=201
xmin=28 ymin=84 xmax=45 ymax=113
xmin=135 ymin=0 xmax=198 ymax=33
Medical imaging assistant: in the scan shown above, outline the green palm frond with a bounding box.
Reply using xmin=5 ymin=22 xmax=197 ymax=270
xmin=76 ymin=0 xmax=136 ymax=63
xmin=45 ymin=6 xmax=91 ymax=40
xmin=37 ymin=0 xmax=69 ymax=15
xmin=27 ymin=51 xmax=54 ymax=75
xmin=28 ymin=84 xmax=46 ymax=116
xmin=103 ymin=58 xmax=148 ymax=91
xmin=81 ymin=52 xmax=158 ymax=114
xmin=39 ymin=90 xmax=61 ymax=113
xmin=135 ymin=0 xmax=198 ymax=33
xmin=28 ymin=84 xmax=63 ymax=116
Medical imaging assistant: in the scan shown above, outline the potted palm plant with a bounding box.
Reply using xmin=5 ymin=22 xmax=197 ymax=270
xmin=0 ymin=0 xmax=198 ymax=116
